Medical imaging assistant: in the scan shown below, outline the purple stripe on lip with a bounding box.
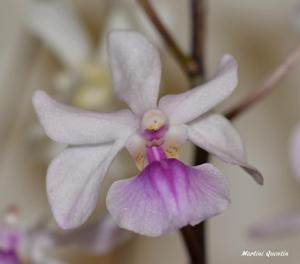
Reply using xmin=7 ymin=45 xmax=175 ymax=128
xmin=146 ymin=146 xmax=167 ymax=162
xmin=141 ymin=126 xmax=167 ymax=141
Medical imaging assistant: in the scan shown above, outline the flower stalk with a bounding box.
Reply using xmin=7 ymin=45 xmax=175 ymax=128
xmin=226 ymin=44 xmax=300 ymax=120
xmin=180 ymin=1 xmax=208 ymax=264
xmin=137 ymin=0 xmax=198 ymax=78
xmin=189 ymin=0 xmax=206 ymax=86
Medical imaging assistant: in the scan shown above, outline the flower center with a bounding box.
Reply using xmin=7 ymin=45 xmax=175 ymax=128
xmin=146 ymin=146 xmax=167 ymax=163
xmin=126 ymin=110 xmax=187 ymax=170
xmin=55 ymin=63 xmax=112 ymax=111
xmin=142 ymin=109 xmax=168 ymax=132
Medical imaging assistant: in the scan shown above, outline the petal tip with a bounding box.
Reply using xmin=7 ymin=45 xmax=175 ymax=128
xmin=108 ymin=30 xmax=144 ymax=51
xmin=32 ymin=90 xmax=47 ymax=104
xmin=241 ymin=165 xmax=264 ymax=185
xmin=108 ymin=29 xmax=160 ymax=114
xmin=220 ymin=54 xmax=237 ymax=66
xmin=32 ymin=90 xmax=53 ymax=115
xmin=219 ymin=53 xmax=238 ymax=84
xmin=47 ymin=196 xmax=84 ymax=231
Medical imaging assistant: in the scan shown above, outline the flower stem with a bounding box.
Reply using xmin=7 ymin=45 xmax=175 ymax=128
xmin=225 ymin=44 xmax=300 ymax=120
xmin=137 ymin=0 xmax=197 ymax=77
xmin=189 ymin=0 xmax=206 ymax=85
xmin=180 ymin=218 xmax=207 ymax=264
xmin=180 ymin=1 xmax=208 ymax=264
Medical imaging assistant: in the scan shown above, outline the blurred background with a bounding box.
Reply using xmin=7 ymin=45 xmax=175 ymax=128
xmin=1 ymin=0 xmax=300 ymax=263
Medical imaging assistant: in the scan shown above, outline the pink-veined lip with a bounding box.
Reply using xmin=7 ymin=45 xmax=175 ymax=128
xmin=146 ymin=145 xmax=167 ymax=163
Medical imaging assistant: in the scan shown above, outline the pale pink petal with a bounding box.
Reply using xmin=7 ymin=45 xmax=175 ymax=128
xmin=107 ymin=159 xmax=230 ymax=236
xmin=54 ymin=213 xmax=132 ymax=254
xmin=187 ymin=114 xmax=263 ymax=185
xmin=250 ymin=210 xmax=300 ymax=238
xmin=27 ymin=0 xmax=92 ymax=67
xmin=159 ymin=55 xmax=238 ymax=124
xmin=47 ymin=140 xmax=124 ymax=229
xmin=33 ymin=90 xmax=138 ymax=145
xmin=108 ymin=30 xmax=161 ymax=115
xmin=290 ymin=125 xmax=300 ymax=183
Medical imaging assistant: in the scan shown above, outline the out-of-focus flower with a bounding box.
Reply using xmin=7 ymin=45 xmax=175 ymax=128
xmin=0 ymin=251 xmax=20 ymax=264
xmin=250 ymin=126 xmax=300 ymax=238
xmin=27 ymin=0 xmax=178 ymax=110
xmin=250 ymin=211 xmax=300 ymax=238
xmin=27 ymin=0 xmax=113 ymax=110
xmin=33 ymin=30 xmax=263 ymax=236
xmin=26 ymin=0 xmax=114 ymax=164
xmin=53 ymin=214 xmax=132 ymax=255
xmin=26 ymin=0 xmax=135 ymax=163
xmin=0 ymin=206 xmax=131 ymax=263
xmin=0 ymin=206 xmax=22 ymax=264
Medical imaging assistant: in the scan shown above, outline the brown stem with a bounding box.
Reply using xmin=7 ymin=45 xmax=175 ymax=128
xmin=190 ymin=0 xmax=206 ymax=85
xmin=181 ymin=221 xmax=206 ymax=264
xmin=226 ymin=44 xmax=300 ymax=120
xmin=180 ymin=1 xmax=207 ymax=264
xmin=137 ymin=0 xmax=197 ymax=76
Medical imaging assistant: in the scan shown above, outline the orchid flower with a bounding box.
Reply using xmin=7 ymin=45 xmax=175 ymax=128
xmin=0 ymin=206 xmax=131 ymax=263
xmin=0 ymin=205 xmax=67 ymax=264
xmin=33 ymin=30 xmax=263 ymax=237
xmin=250 ymin=125 xmax=300 ymax=238
xmin=0 ymin=207 xmax=22 ymax=264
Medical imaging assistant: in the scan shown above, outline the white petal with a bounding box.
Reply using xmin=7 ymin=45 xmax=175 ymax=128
xmin=27 ymin=0 xmax=92 ymax=67
xmin=47 ymin=140 xmax=124 ymax=229
xmin=33 ymin=90 xmax=138 ymax=145
xmin=159 ymin=54 xmax=238 ymax=124
xmin=53 ymin=213 xmax=132 ymax=254
xmin=187 ymin=114 xmax=263 ymax=185
xmin=108 ymin=30 xmax=161 ymax=114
